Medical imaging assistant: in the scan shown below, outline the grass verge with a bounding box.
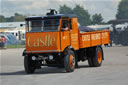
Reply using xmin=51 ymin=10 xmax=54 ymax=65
xmin=6 ymin=45 xmax=25 ymax=48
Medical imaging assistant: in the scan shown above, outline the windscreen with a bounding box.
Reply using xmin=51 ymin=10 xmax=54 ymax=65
xmin=28 ymin=20 xmax=43 ymax=32
xmin=43 ymin=19 xmax=60 ymax=31
xmin=27 ymin=19 xmax=60 ymax=32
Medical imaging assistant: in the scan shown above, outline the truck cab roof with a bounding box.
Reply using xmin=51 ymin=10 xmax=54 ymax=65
xmin=25 ymin=14 xmax=77 ymax=21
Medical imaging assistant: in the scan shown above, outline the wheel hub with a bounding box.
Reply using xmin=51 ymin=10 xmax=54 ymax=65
xmin=97 ymin=50 xmax=102 ymax=64
xmin=70 ymin=55 xmax=75 ymax=68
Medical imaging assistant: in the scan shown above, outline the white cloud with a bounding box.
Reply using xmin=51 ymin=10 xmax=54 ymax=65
xmin=23 ymin=1 xmax=50 ymax=9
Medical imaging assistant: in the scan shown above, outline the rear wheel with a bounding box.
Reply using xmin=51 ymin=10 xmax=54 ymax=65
xmin=87 ymin=46 xmax=103 ymax=67
xmin=64 ymin=50 xmax=76 ymax=72
xmin=24 ymin=56 xmax=36 ymax=74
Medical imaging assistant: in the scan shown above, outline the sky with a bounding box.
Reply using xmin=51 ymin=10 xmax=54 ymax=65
xmin=0 ymin=0 xmax=121 ymax=22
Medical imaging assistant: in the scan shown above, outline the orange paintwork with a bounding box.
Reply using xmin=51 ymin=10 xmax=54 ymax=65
xmin=60 ymin=31 xmax=70 ymax=51
xmin=59 ymin=18 xmax=79 ymax=51
xmin=25 ymin=17 xmax=110 ymax=54
xmin=26 ymin=32 xmax=61 ymax=53
xmin=79 ymin=30 xmax=110 ymax=48
xmin=70 ymin=18 xmax=79 ymax=50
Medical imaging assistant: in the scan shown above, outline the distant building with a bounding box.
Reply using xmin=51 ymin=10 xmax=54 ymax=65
xmin=0 ymin=22 xmax=25 ymax=40
xmin=115 ymin=23 xmax=128 ymax=32
xmin=108 ymin=19 xmax=128 ymax=31
xmin=87 ymin=24 xmax=113 ymax=31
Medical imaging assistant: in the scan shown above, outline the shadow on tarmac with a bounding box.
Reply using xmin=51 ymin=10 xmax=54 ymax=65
xmin=0 ymin=65 xmax=90 ymax=76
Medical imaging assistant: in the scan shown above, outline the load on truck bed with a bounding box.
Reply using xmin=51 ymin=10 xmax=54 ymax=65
xmin=23 ymin=9 xmax=110 ymax=74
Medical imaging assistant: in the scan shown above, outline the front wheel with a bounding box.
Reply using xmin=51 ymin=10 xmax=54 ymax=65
xmin=24 ymin=56 xmax=36 ymax=74
xmin=64 ymin=50 xmax=76 ymax=72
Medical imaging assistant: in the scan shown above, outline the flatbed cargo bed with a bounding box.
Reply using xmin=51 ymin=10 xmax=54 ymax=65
xmin=79 ymin=30 xmax=110 ymax=48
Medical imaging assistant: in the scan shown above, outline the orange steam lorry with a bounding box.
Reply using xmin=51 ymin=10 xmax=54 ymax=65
xmin=23 ymin=9 xmax=110 ymax=74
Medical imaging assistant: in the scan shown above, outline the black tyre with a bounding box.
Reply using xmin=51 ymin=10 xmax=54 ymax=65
xmin=87 ymin=46 xmax=103 ymax=67
xmin=24 ymin=56 xmax=36 ymax=74
xmin=88 ymin=57 xmax=94 ymax=67
xmin=64 ymin=50 xmax=76 ymax=72
xmin=87 ymin=47 xmax=95 ymax=67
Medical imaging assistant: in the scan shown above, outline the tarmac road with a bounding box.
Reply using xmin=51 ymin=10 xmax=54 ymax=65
xmin=0 ymin=46 xmax=128 ymax=85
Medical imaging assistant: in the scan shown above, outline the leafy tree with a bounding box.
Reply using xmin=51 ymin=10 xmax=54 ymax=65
xmin=116 ymin=0 xmax=128 ymax=19
xmin=59 ymin=5 xmax=73 ymax=14
xmin=0 ymin=15 xmax=6 ymax=22
xmin=91 ymin=13 xmax=103 ymax=25
xmin=6 ymin=16 xmax=14 ymax=22
xmin=0 ymin=13 xmax=26 ymax=22
xmin=13 ymin=13 xmax=26 ymax=22
xmin=73 ymin=4 xmax=91 ymax=26
xmin=59 ymin=4 xmax=91 ymax=26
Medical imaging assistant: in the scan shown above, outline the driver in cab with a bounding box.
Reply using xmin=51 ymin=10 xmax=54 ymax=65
xmin=62 ymin=23 xmax=69 ymax=31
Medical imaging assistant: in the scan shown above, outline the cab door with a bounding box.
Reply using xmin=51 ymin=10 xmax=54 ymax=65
xmin=69 ymin=18 xmax=79 ymax=50
xmin=60 ymin=19 xmax=70 ymax=52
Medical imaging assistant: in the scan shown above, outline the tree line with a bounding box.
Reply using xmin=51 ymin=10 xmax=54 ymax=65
xmin=116 ymin=0 xmax=128 ymax=19
xmin=59 ymin=4 xmax=104 ymax=26
xmin=0 ymin=13 xmax=26 ymax=22
xmin=0 ymin=4 xmax=104 ymax=26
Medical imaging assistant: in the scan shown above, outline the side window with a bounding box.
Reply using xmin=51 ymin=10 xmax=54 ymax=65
xmin=69 ymin=19 xmax=72 ymax=29
xmin=61 ymin=20 xmax=69 ymax=31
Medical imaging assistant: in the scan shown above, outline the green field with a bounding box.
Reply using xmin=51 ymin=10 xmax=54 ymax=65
xmin=6 ymin=45 xmax=25 ymax=48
